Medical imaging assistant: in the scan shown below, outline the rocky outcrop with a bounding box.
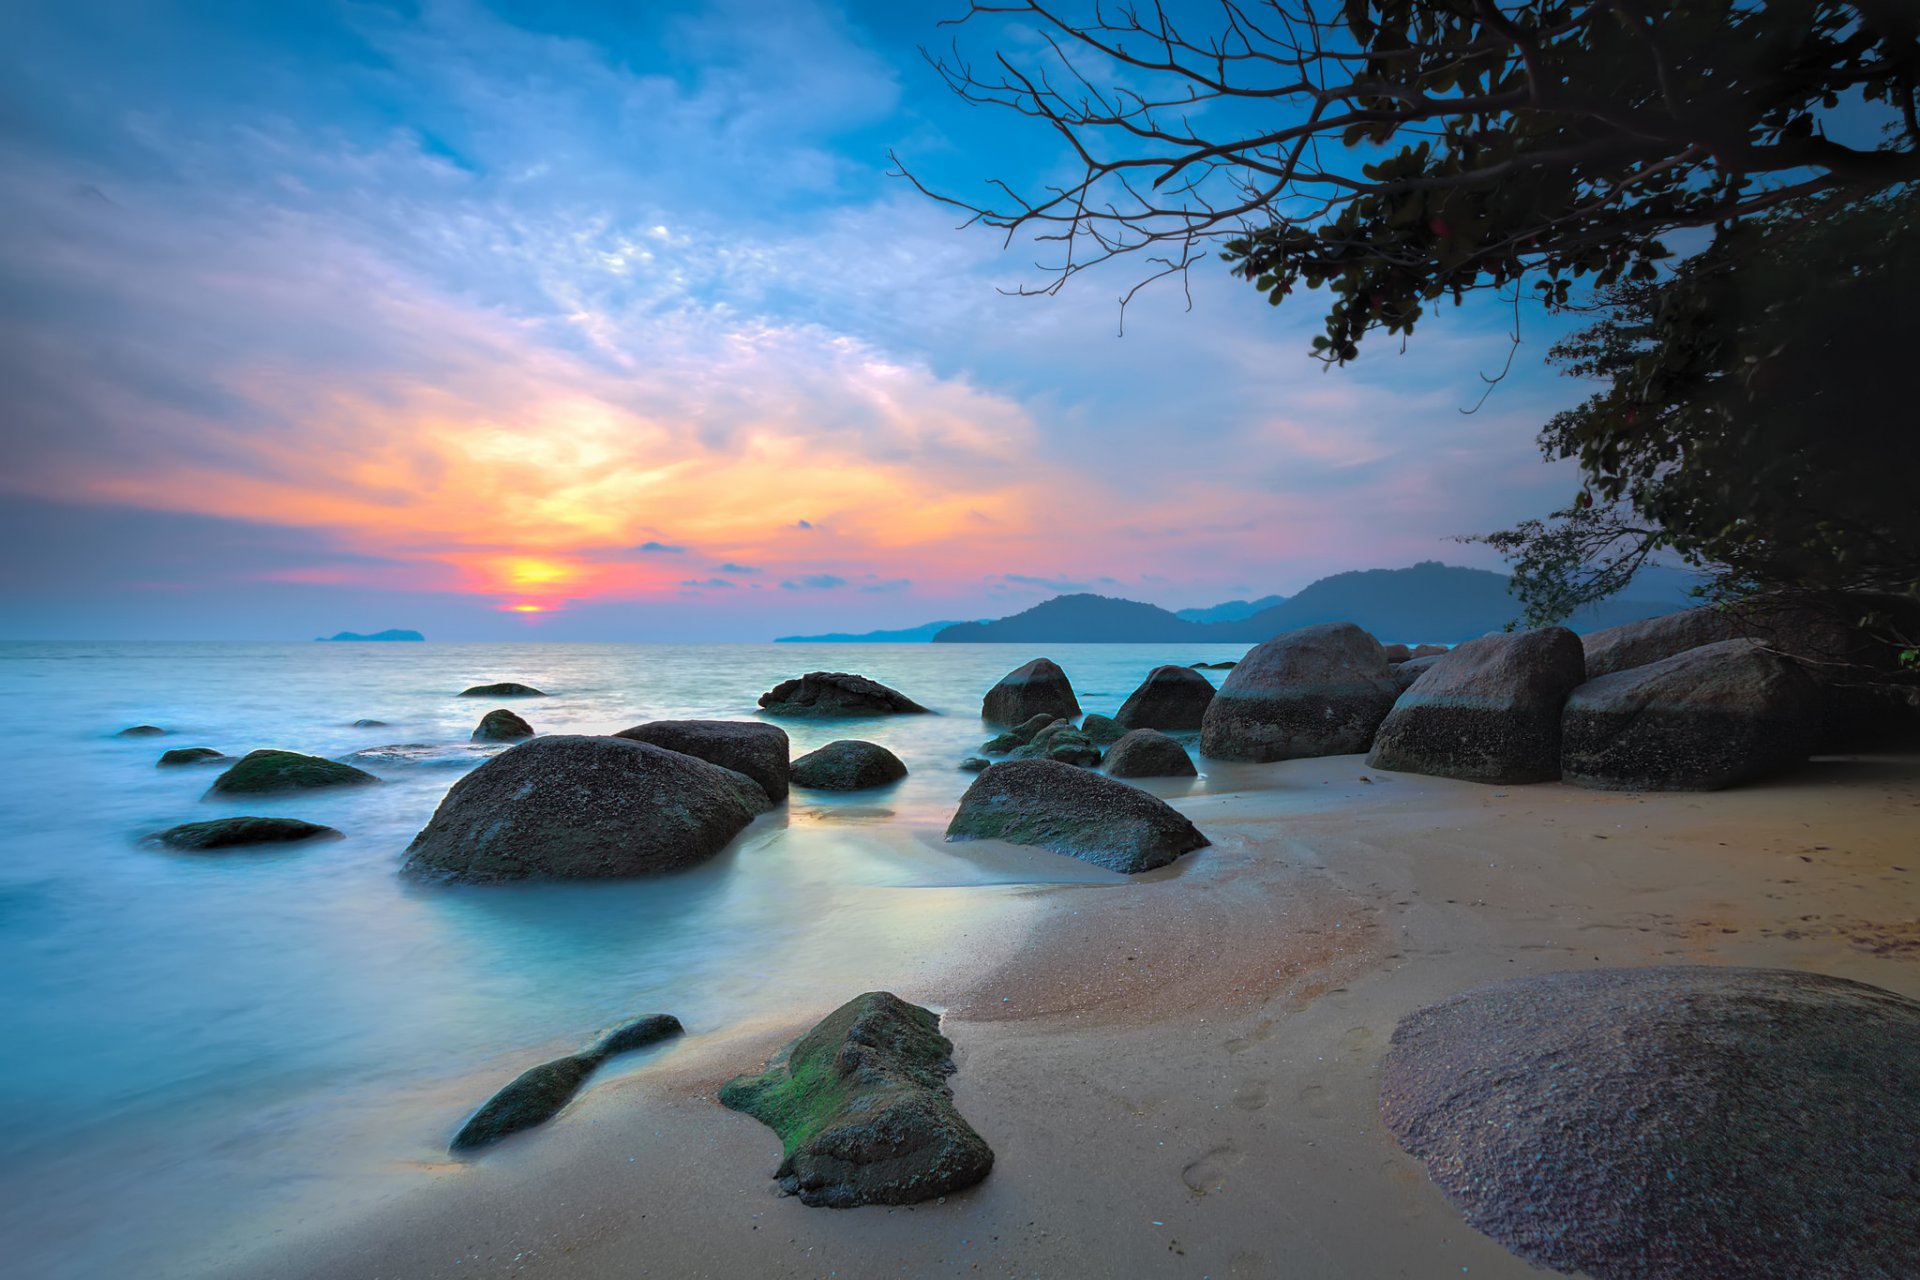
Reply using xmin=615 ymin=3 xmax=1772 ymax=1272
xmin=1101 ymin=728 xmax=1197 ymax=779
xmin=1008 ymin=720 xmax=1100 ymax=767
xmin=452 ymin=1014 xmax=683 ymax=1153
xmin=1198 ymin=622 xmax=1398 ymax=762
xmin=156 ymin=747 xmax=226 ymax=767
xmin=472 ymin=709 xmax=534 ymax=742
xmin=758 ymin=672 xmax=928 ymax=717
xmin=981 ymin=658 xmax=1080 ymax=725
xmin=206 ymin=750 xmax=379 ymax=796
xmin=1079 ymin=713 xmax=1126 ymax=746
xmin=1368 ymin=627 xmax=1586 ymax=784
xmin=403 ymin=736 xmax=762 ymax=882
xmin=946 ymin=759 xmax=1207 ymax=873
xmin=1381 ymin=966 xmax=1920 ymax=1280
xmin=719 ymin=992 xmax=993 ymax=1207
xmin=459 ymin=682 xmax=546 ymax=697
xmin=614 ymin=720 xmax=791 ymax=803
xmin=790 ymin=740 xmax=908 ymax=791
xmin=1561 ymin=639 xmax=1821 ymax=790
xmin=145 ymin=817 xmax=342 ymax=850
xmin=1114 ymin=665 xmax=1216 ymax=731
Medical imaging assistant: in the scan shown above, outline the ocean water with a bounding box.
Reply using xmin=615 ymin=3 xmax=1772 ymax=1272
xmin=0 ymin=640 xmax=1247 ymax=1278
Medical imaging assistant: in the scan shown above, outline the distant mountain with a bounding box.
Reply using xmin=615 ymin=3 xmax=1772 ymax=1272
xmin=317 ymin=629 xmax=424 ymax=642
xmin=776 ymin=620 xmax=976 ymax=643
xmin=1174 ymin=594 xmax=1287 ymax=624
xmin=932 ymin=594 xmax=1204 ymax=643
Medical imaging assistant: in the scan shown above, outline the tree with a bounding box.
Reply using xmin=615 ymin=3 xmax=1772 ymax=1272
xmin=903 ymin=1 xmax=1920 ymax=358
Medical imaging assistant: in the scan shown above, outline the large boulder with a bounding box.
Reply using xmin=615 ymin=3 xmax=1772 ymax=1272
xmin=1582 ymin=607 xmax=1747 ymax=679
xmin=758 ymin=672 xmax=928 ymax=717
xmin=472 ymin=709 xmax=534 ymax=743
xmin=1114 ymin=665 xmax=1216 ymax=731
xmin=1381 ymin=966 xmax=1920 ymax=1280
xmin=145 ymin=817 xmax=342 ymax=851
xmin=1198 ymin=622 xmax=1398 ymax=762
xmin=1102 ymin=728 xmax=1197 ymax=779
xmin=614 ymin=719 xmax=791 ymax=803
xmin=946 ymin=759 xmax=1206 ymax=874
xmin=1367 ymin=627 xmax=1586 ymax=784
xmin=1389 ymin=653 xmax=1443 ymax=692
xmin=982 ymin=658 xmax=1080 ymax=725
xmin=206 ymin=749 xmax=378 ymax=796
xmin=1561 ymin=639 xmax=1821 ymax=790
xmin=402 ymin=736 xmax=762 ymax=882
xmin=719 ymin=992 xmax=993 ymax=1207
xmin=452 ymin=1014 xmax=683 ymax=1153
xmin=789 ymin=740 xmax=907 ymax=791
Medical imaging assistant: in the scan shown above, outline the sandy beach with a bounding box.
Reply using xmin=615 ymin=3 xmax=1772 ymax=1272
xmin=190 ymin=749 xmax=1920 ymax=1280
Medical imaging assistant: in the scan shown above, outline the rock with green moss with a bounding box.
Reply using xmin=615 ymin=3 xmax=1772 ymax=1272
xmin=472 ymin=708 xmax=535 ymax=742
xmin=947 ymin=758 xmax=1207 ymax=874
xmin=1009 ymin=720 xmax=1100 ymax=767
xmin=157 ymin=747 xmax=227 ymax=767
xmin=979 ymin=732 xmax=1023 ymax=755
xmin=205 ymin=749 xmax=379 ymax=796
xmin=451 ymin=1012 xmax=684 ymax=1153
xmin=790 ymin=740 xmax=907 ymax=791
xmin=460 ymin=681 xmax=547 ymax=698
xmin=146 ymin=817 xmax=342 ymax=851
xmin=1079 ymin=713 xmax=1127 ymax=745
xmin=719 ymin=992 xmax=993 ymax=1207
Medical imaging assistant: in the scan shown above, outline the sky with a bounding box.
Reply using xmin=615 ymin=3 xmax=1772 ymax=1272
xmin=0 ymin=0 xmax=1605 ymax=641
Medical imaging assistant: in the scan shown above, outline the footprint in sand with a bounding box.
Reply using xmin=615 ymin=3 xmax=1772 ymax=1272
xmin=1181 ymin=1144 xmax=1245 ymax=1195
xmin=1295 ymin=1082 xmax=1334 ymax=1117
xmin=1224 ymin=1018 xmax=1276 ymax=1054
xmin=1337 ymin=1025 xmax=1375 ymax=1055
xmin=1231 ymin=1080 xmax=1270 ymax=1112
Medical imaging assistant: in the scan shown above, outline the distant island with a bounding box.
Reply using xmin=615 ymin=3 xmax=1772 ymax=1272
xmin=1173 ymin=595 xmax=1287 ymax=624
xmin=776 ymin=620 xmax=982 ymax=643
xmin=316 ymin=629 xmax=425 ymax=642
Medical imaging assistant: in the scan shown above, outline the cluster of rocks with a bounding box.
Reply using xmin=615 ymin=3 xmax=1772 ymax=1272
xmin=969 ymin=660 xmax=1203 ymax=783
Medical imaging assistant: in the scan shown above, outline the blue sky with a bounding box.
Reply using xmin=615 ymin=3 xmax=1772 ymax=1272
xmin=0 ymin=0 xmax=1600 ymax=640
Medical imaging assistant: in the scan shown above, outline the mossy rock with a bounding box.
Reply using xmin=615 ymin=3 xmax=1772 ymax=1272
xmin=790 ymin=740 xmax=908 ymax=791
xmin=979 ymin=732 xmax=1023 ymax=755
xmin=206 ymin=750 xmax=379 ymax=796
xmin=719 ymin=992 xmax=993 ymax=1207
xmin=1080 ymin=713 xmax=1127 ymax=745
xmin=1009 ymin=721 xmax=1100 ymax=767
xmin=146 ymin=817 xmax=342 ymax=851
xmin=472 ymin=708 xmax=535 ymax=742
xmin=157 ymin=747 xmax=227 ymax=767
xmin=460 ymin=682 xmax=547 ymax=698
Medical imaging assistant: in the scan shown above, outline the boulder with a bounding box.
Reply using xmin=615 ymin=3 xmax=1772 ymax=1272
xmin=1102 ymin=729 xmax=1197 ymax=779
xmin=403 ymin=736 xmax=761 ymax=882
xmin=979 ymin=732 xmax=1023 ymax=755
xmin=1381 ymin=966 xmax=1920 ymax=1280
xmin=981 ymin=658 xmax=1080 ymax=725
xmin=719 ymin=992 xmax=993 ymax=1207
xmin=958 ymin=757 xmax=991 ymax=774
xmin=1408 ymin=644 xmax=1450 ymax=660
xmin=1114 ymin=665 xmax=1216 ymax=731
xmin=1198 ymin=622 xmax=1398 ymax=762
xmin=1079 ymin=713 xmax=1127 ymax=745
xmin=459 ymin=682 xmax=546 ymax=698
xmin=1010 ymin=712 xmax=1056 ymax=742
xmin=350 ymin=718 xmax=389 ymax=728
xmin=145 ymin=817 xmax=342 ymax=851
xmin=206 ymin=749 xmax=379 ymax=796
xmin=946 ymin=759 xmax=1207 ymax=874
xmin=790 ymin=740 xmax=907 ymax=791
xmin=1368 ymin=627 xmax=1586 ymax=784
xmin=614 ymin=719 xmax=791 ymax=802
xmin=1582 ymin=606 xmax=1747 ymax=679
xmin=1561 ymin=639 xmax=1821 ymax=790
xmin=1389 ymin=653 xmax=1443 ymax=692
xmin=1381 ymin=643 xmax=1413 ymax=663
xmin=1009 ymin=720 xmax=1100 ymax=767
xmin=471 ymin=708 xmax=534 ymax=743
xmin=758 ymin=672 xmax=928 ymax=717
xmin=452 ymin=1013 xmax=684 ymax=1153
xmin=116 ymin=725 xmax=167 ymax=738
xmin=156 ymin=747 xmax=226 ymax=767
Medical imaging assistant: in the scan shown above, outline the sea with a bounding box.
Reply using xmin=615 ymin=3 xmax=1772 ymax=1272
xmin=0 ymin=640 xmax=1249 ymax=1278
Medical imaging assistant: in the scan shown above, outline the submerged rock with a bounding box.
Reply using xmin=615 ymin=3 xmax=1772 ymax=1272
xmin=592 ymin=1013 xmax=684 ymax=1057
xmin=958 ymin=756 xmax=991 ymax=774
xmin=719 ymin=992 xmax=993 ymax=1207
xmin=979 ymin=732 xmax=1023 ymax=755
xmin=459 ymin=681 xmax=547 ymax=697
xmin=1368 ymin=627 xmax=1585 ymax=784
xmin=116 ymin=725 xmax=168 ymax=738
xmin=471 ymin=708 xmax=534 ymax=743
xmin=403 ymin=736 xmax=760 ymax=882
xmin=350 ymin=719 xmax=390 ymax=729
xmin=452 ymin=1014 xmax=684 ymax=1153
xmin=206 ymin=749 xmax=379 ymax=796
xmin=1199 ymin=622 xmax=1398 ymax=762
xmin=790 ymin=740 xmax=907 ymax=791
xmin=615 ymin=719 xmax=791 ymax=802
xmin=146 ymin=816 xmax=342 ymax=851
xmin=1102 ymin=728 xmax=1197 ymax=779
xmin=1009 ymin=712 xmax=1056 ymax=742
xmin=337 ymin=743 xmax=497 ymax=768
xmin=981 ymin=658 xmax=1080 ymax=725
xmin=1381 ymin=966 xmax=1920 ymax=1280
xmin=1114 ymin=665 xmax=1216 ymax=731
xmin=1079 ymin=713 xmax=1127 ymax=746
xmin=758 ymin=672 xmax=928 ymax=717
xmin=946 ymin=758 xmax=1206 ymax=873
xmin=156 ymin=747 xmax=226 ymax=767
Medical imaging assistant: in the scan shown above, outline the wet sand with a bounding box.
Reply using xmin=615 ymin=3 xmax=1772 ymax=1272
xmin=202 ymin=752 xmax=1920 ymax=1279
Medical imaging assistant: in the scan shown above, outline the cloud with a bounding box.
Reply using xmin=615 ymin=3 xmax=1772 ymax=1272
xmin=780 ymin=574 xmax=847 ymax=590
xmin=999 ymin=573 xmax=1121 ymax=593
xmin=636 ymin=540 xmax=685 ymax=554
xmin=793 ymin=519 xmax=814 ymax=529
xmin=679 ymin=577 xmax=736 ymax=588
xmin=859 ymin=577 xmax=912 ymax=593
xmin=714 ymin=561 xmax=758 ymax=574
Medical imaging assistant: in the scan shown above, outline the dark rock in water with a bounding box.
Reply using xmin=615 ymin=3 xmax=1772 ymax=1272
xmin=459 ymin=681 xmax=546 ymax=698
xmin=983 ymin=713 xmax=1059 ymax=755
xmin=758 ymin=672 xmax=928 ymax=717
xmin=117 ymin=725 xmax=167 ymax=738
xmin=1368 ymin=627 xmax=1585 ymax=784
xmin=452 ymin=1014 xmax=685 ymax=1153
xmin=790 ymin=740 xmax=907 ymax=791
xmin=1381 ymin=643 xmax=1413 ymax=663
xmin=206 ymin=749 xmax=379 ymax=796
xmin=1010 ymin=713 xmax=1056 ymax=743
xmin=1381 ymin=966 xmax=1920 ymax=1280
xmin=1114 ymin=665 xmax=1216 ymax=731
xmin=979 ymin=732 xmax=1023 ymax=755
xmin=946 ymin=758 xmax=1206 ymax=874
xmin=472 ymin=708 xmax=534 ymax=743
xmin=147 ymin=817 xmax=342 ymax=850
xmin=403 ymin=735 xmax=760 ymax=882
xmin=1562 ymin=639 xmax=1821 ymax=790
xmin=1389 ymin=653 xmax=1443 ymax=692
xmin=613 ymin=719 xmax=791 ymax=803
xmin=350 ymin=719 xmax=389 ymax=729
xmin=982 ymin=658 xmax=1080 ymax=725
xmin=1199 ymin=622 xmax=1397 ymax=762
xmin=958 ymin=757 xmax=991 ymax=773
xmin=1079 ymin=713 xmax=1126 ymax=746
xmin=1102 ymin=729 xmax=1197 ymax=778
xmin=719 ymin=992 xmax=993 ymax=1207
xmin=593 ymin=1013 xmax=684 ymax=1057
xmin=1009 ymin=720 xmax=1100 ymax=767
xmin=157 ymin=747 xmax=226 ymax=767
